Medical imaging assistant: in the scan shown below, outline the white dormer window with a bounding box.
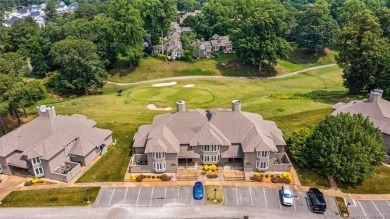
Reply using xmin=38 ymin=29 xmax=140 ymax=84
xmin=200 ymin=145 xmax=220 ymax=152
xmin=32 ymin=157 xmax=41 ymax=165
xmin=152 ymin=152 xmax=165 ymax=160
xmin=257 ymin=151 xmax=270 ymax=158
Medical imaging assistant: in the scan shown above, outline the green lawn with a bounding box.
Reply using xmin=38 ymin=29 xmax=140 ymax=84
xmin=295 ymin=167 xmax=331 ymax=189
xmin=108 ymin=47 xmax=337 ymax=83
xmin=338 ymin=165 xmax=390 ymax=194
xmin=0 ymin=187 xmax=100 ymax=207
xmin=206 ymin=185 xmax=223 ymax=204
xmin=26 ymin=65 xmax=346 ymax=182
xmin=76 ymin=123 xmax=138 ymax=182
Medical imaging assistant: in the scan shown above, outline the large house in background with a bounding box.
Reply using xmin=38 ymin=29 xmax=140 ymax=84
xmin=0 ymin=106 xmax=112 ymax=182
xmin=130 ymin=100 xmax=291 ymax=174
xmin=332 ymin=89 xmax=390 ymax=156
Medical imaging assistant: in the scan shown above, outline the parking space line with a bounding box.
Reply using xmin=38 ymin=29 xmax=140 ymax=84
xmin=357 ymin=201 xmax=368 ymax=219
xmin=277 ymin=190 xmax=281 ymax=209
xmin=263 ymin=187 xmax=268 ymax=208
xmin=123 ymin=187 xmax=128 ymax=203
xmin=163 ymin=187 xmax=167 ymax=205
xmin=135 ymin=187 xmax=141 ymax=207
xmin=386 ymin=200 xmax=390 ymax=207
xmin=293 ymin=199 xmax=296 ymax=211
xmin=249 ymin=187 xmax=253 ymax=206
xmin=107 ymin=187 xmax=116 ymax=207
xmin=149 ymin=187 xmax=154 ymax=206
xmin=177 ymin=187 xmax=180 ymax=200
xmin=371 ymin=200 xmax=384 ymax=219
xmin=236 ymin=187 xmax=239 ymax=205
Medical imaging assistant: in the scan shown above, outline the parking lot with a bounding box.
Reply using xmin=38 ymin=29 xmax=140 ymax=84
xmin=345 ymin=198 xmax=390 ymax=219
xmin=94 ymin=187 xmax=205 ymax=208
xmin=223 ymin=187 xmax=339 ymax=217
xmin=94 ymin=186 xmax=340 ymax=218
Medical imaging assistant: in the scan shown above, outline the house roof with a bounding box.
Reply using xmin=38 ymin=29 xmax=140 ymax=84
xmin=332 ymin=90 xmax=390 ymax=135
xmin=0 ymin=107 xmax=112 ymax=160
xmin=210 ymin=36 xmax=231 ymax=47
xmin=221 ymin=144 xmax=243 ymax=158
xmin=134 ymin=103 xmax=285 ymax=153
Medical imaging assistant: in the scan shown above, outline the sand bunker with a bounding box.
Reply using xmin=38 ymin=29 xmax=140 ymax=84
xmin=147 ymin=103 xmax=172 ymax=111
xmin=152 ymin=81 xmax=177 ymax=87
xmin=183 ymin=84 xmax=195 ymax=88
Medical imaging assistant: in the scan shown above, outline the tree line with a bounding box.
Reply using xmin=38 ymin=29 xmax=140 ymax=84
xmin=184 ymin=0 xmax=390 ymax=98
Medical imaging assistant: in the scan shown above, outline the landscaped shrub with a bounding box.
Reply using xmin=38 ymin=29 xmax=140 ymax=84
xmin=136 ymin=175 xmax=145 ymax=182
xmin=251 ymin=174 xmax=263 ymax=182
xmin=146 ymin=175 xmax=151 ymax=178
xmin=32 ymin=178 xmax=44 ymax=184
xmin=155 ymin=53 xmax=167 ymax=61
xmin=152 ymin=176 xmax=156 ymax=179
xmin=283 ymin=177 xmax=291 ymax=184
xmin=24 ymin=181 xmax=33 ymax=186
xmin=130 ymin=174 xmax=138 ymax=181
xmin=203 ymin=165 xmax=209 ymax=171
xmin=160 ymin=174 xmax=171 ymax=181
xmin=206 ymin=174 xmax=218 ymax=179
xmin=210 ymin=164 xmax=217 ymax=171
xmin=201 ymin=171 xmax=206 ymax=175
xmin=265 ymin=174 xmax=269 ymax=178
xmin=271 ymin=176 xmax=280 ymax=183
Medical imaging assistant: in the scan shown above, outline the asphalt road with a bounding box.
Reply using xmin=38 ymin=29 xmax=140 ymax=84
xmin=0 ymin=205 xmax=332 ymax=219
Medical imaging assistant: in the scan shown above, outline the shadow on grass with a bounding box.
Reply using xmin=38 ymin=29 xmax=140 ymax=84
xmin=269 ymin=90 xmax=358 ymax=105
xmin=173 ymin=69 xmax=214 ymax=76
xmin=287 ymin=47 xmax=324 ymax=64
xmin=217 ymin=61 xmax=277 ymax=77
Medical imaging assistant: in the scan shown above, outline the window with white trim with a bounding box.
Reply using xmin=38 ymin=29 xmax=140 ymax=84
xmin=256 ymin=161 xmax=268 ymax=169
xmin=257 ymin=151 xmax=270 ymax=158
xmin=200 ymin=145 xmax=220 ymax=152
xmin=32 ymin=157 xmax=41 ymax=165
xmin=34 ymin=167 xmax=44 ymax=176
xmin=152 ymin=152 xmax=165 ymax=160
xmin=201 ymin=154 xmax=220 ymax=163
xmin=153 ymin=162 xmax=166 ymax=171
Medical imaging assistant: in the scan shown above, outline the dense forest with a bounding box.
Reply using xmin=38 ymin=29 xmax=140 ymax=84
xmin=1 ymin=0 xmax=390 ymax=133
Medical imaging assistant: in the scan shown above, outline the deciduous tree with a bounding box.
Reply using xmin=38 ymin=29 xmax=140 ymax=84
xmin=230 ymin=0 xmax=290 ymax=73
xmin=294 ymin=0 xmax=339 ymax=53
xmin=49 ymin=37 xmax=107 ymax=95
xmin=306 ymin=113 xmax=386 ymax=184
xmin=336 ymin=10 xmax=389 ymax=94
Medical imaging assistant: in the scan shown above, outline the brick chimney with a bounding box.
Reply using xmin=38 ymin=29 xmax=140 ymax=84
xmin=37 ymin=105 xmax=56 ymax=119
xmin=177 ymin=100 xmax=186 ymax=112
xmin=369 ymin=89 xmax=383 ymax=102
xmin=232 ymin=100 xmax=241 ymax=112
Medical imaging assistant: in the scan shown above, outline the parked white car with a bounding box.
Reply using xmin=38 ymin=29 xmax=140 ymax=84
xmin=281 ymin=185 xmax=294 ymax=206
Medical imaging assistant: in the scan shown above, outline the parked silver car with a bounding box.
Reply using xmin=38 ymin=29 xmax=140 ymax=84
xmin=281 ymin=185 xmax=294 ymax=206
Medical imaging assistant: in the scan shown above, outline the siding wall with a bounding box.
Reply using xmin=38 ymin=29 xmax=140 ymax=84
xmin=383 ymin=133 xmax=390 ymax=154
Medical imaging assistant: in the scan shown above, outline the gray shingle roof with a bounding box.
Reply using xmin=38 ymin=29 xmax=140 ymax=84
xmin=134 ymin=103 xmax=285 ymax=153
xmin=332 ymin=90 xmax=390 ymax=135
xmin=0 ymin=107 xmax=112 ymax=160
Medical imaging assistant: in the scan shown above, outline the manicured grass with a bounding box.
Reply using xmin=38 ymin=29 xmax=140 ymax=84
xmin=0 ymin=187 xmax=100 ymax=207
xmin=206 ymin=185 xmax=223 ymax=204
xmin=108 ymin=48 xmax=337 ymax=83
xmin=276 ymin=46 xmax=337 ymax=74
xmin=338 ymin=165 xmax=390 ymax=194
xmin=27 ymin=66 xmax=345 ymax=182
xmin=76 ymin=123 xmax=138 ymax=182
xmin=295 ymin=167 xmax=331 ymax=189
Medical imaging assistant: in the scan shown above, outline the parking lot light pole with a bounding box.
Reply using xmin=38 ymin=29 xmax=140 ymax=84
xmin=86 ymin=188 xmax=91 ymax=204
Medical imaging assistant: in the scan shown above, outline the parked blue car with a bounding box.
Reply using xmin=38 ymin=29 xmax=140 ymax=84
xmin=193 ymin=181 xmax=204 ymax=200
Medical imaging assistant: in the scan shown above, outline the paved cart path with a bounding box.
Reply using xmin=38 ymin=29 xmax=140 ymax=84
xmin=106 ymin=64 xmax=338 ymax=86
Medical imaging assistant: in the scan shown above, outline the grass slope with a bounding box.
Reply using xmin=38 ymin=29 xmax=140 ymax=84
xmin=338 ymin=165 xmax=390 ymax=194
xmin=108 ymin=47 xmax=337 ymax=83
xmin=28 ymin=66 xmax=345 ymax=182
xmin=0 ymin=187 xmax=100 ymax=207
